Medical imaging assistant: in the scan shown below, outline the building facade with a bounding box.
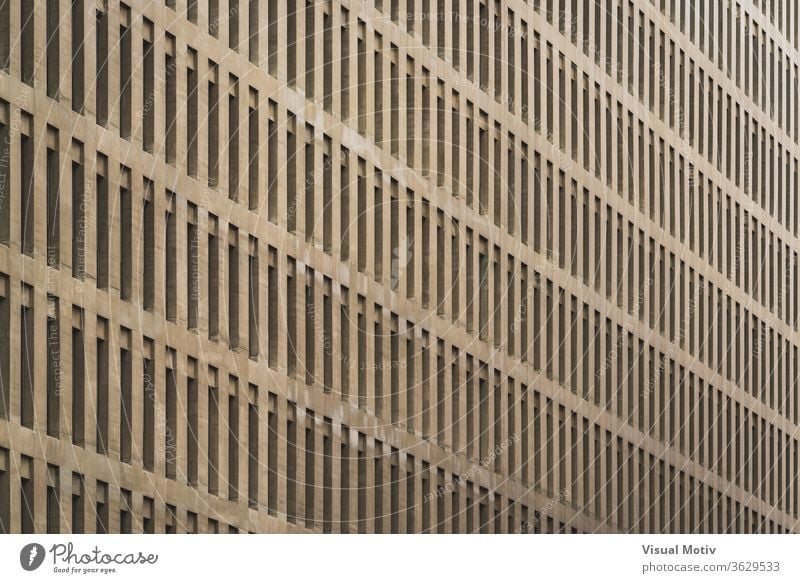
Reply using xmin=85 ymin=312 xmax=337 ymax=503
xmin=0 ymin=0 xmax=799 ymax=534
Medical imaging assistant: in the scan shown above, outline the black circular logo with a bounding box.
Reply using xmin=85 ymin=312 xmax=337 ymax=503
xmin=19 ymin=543 xmax=46 ymax=571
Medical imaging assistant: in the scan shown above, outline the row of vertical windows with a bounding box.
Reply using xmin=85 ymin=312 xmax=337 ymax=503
xmin=0 ymin=449 xmax=226 ymax=534
xmin=5 ymin=1 xmax=799 ymax=244
xmin=533 ymin=0 xmax=800 ymax=146
xmin=747 ymin=0 xmax=800 ymax=50
xmin=1 ymin=265 xmax=797 ymax=525
xmin=2 ymin=340 xmax=794 ymax=535
xmin=379 ymin=0 xmax=800 ymax=270
xmin=3 ymin=2 xmax=799 ymax=327
xmin=373 ymin=0 xmax=800 ymax=161
xmin=2 ymin=98 xmax=799 ymax=440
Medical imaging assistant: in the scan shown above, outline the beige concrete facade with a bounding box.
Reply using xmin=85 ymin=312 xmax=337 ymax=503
xmin=0 ymin=0 xmax=799 ymax=533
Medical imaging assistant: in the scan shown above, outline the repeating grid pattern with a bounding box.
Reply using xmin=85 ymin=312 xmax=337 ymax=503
xmin=0 ymin=0 xmax=798 ymax=534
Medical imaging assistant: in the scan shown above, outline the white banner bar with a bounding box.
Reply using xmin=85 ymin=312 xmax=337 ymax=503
xmin=1 ymin=534 xmax=799 ymax=582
